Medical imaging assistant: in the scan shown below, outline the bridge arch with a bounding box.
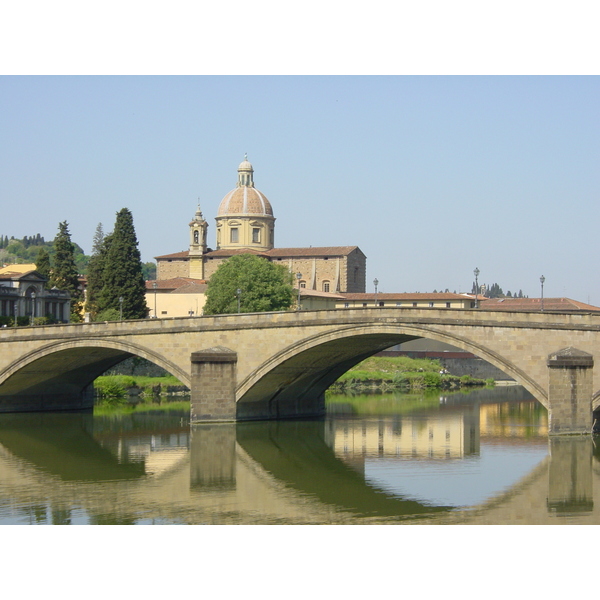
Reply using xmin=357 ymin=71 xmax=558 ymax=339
xmin=0 ymin=339 xmax=190 ymax=412
xmin=237 ymin=322 xmax=548 ymax=419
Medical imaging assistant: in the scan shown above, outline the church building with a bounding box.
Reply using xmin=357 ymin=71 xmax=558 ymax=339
xmin=155 ymin=157 xmax=367 ymax=295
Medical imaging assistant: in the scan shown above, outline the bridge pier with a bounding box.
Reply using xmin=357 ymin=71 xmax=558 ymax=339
xmin=547 ymin=347 xmax=594 ymax=435
xmin=190 ymin=347 xmax=237 ymax=422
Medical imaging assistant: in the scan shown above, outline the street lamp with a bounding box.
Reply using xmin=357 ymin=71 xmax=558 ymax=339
xmin=31 ymin=292 xmax=36 ymax=325
xmin=14 ymin=302 xmax=18 ymax=327
xmin=373 ymin=278 xmax=379 ymax=307
xmin=119 ymin=296 xmax=123 ymax=321
xmin=236 ymin=288 xmax=241 ymax=314
xmin=296 ymin=272 xmax=302 ymax=310
xmin=152 ymin=281 xmax=158 ymax=318
xmin=474 ymin=268 xmax=480 ymax=308
xmin=540 ymin=275 xmax=545 ymax=312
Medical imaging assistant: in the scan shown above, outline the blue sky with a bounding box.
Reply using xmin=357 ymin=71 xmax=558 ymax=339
xmin=2 ymin=76 xmax=598 ymax=303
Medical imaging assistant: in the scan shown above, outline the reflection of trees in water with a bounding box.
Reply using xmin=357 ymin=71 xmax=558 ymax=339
xmin=236 ymin=419 xmax=452 ymax=518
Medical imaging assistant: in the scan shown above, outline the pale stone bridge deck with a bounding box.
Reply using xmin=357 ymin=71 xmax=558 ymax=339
xmin=1 ymin=307 xmax=600 ymax=434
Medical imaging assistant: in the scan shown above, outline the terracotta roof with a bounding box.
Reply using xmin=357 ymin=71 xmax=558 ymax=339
xmin=340 ymin=292 xmax=472 ymax=301
xmin=267 ymin=246 xmax=363 ymax=258
xmin=145 ymin=278 xmax=206 ymax=291
xmin=170 ymin=282 xmax=208 ymax=294
xmin=299 ymin=289 xmax=346 ymax=299
xmin=479 ymin=297 xmax=600 ymax=312
xmin=154 ymin=251 xmax=190 ymax=260
xmin=205 ymin=248 xmax=269 ymax=258
xmin=157 ymin=246 xmax=365 ymax=261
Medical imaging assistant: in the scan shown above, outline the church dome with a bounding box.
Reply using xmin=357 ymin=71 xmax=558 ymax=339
xmin=217 ymin=186 xmax=273 ymax=216
xmin=216 ymin=156 xmax=274 ymax=217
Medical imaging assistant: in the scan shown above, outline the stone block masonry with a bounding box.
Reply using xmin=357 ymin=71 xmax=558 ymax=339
xmin=190 ymin=347 xmax=237 ymax=422
xmin=547 ymin=347 xmax=594 ymax=435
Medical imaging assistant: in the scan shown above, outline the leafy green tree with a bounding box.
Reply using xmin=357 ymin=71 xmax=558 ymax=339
xmin=203 ymin=254 xmax=294 ymax=315
xmin=35 ymin=247 xmax=52 ymax=279
xmin=98 ymin=208 xmax=147 ymax=319
xmin=49 ymin=221 xmax=82 ymax=320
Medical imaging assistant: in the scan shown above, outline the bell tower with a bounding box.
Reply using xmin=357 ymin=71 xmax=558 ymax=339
xmin=189 ymin=203 xmax=208 ymax=279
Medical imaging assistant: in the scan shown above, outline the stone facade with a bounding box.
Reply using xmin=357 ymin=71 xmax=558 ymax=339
xmin=154 ymin=158 xmax=367 ymax=293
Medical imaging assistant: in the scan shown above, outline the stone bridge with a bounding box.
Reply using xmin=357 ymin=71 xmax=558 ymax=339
xmin=1 ymin=307 xmax=600 ymax=434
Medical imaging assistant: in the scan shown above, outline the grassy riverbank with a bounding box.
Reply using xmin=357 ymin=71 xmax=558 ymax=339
xmin=94 ymin=355 xmax=492 ymax=405
xmin=94 ymin=374 xmax=188 ymax=405
xmin=329 ymin=355 xmax=493 ymax=393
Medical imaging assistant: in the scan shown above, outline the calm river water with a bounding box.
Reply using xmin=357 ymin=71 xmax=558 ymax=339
xmin=0 ymin=386 xmax=598 ymax=525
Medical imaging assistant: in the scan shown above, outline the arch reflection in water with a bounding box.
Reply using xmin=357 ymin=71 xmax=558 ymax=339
xmin=0 ymin=394 xmax=599 ymax=524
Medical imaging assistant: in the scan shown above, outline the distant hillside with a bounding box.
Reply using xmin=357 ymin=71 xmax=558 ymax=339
xmin=0 ymin=232 xmax=156 ymax=280
xmin=0 ymin=233 xmax=89 ymax=275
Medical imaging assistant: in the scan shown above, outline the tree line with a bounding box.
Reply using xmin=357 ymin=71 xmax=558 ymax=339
xmin=30 ymin=209 xmax=148 ymax=322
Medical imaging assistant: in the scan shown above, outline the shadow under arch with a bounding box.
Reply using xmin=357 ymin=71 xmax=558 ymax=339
xmin=0 ymin=339 xmax=190 ymax=412
xmin=237 ymin=323 xmax=547 ymax=419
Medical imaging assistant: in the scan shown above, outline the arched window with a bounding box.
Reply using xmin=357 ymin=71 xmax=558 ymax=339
xmin=193 ymin=230 xmax=199 ymax=244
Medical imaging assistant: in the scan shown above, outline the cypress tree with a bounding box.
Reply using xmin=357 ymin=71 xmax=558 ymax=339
xmin=86 ymin=232 xmax=112 ymax=317
xmin=99 ymin=209 xmax=147 ymax=319
xmin=91 ymin=222 xmax=105 ymax=255
xmin=49 ymin=221 xmax=82 ymax=320
xmin=36 ymin=247 xmax=52 ymax=280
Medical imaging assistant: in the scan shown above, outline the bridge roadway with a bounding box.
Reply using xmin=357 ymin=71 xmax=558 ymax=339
xmin=1 ymin=307 xmax=600 ymax=434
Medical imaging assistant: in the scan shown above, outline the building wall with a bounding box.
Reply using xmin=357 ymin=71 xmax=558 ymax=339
xmin=158 ymin=251 xmax=366 ymax=294
xmin=344 ymin=249 xmax=367 ymax=293
xmin=335 ymin=298 xmax=473 ymax=309
xmin=157 ymin=258 xmax=189 ymax=281
xmin=145 ymin=291 xmax=207 ymax=318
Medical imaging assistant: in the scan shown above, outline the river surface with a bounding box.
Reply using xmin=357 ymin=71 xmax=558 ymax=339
xmin=0 ymin=386 xmax=598 ymax=525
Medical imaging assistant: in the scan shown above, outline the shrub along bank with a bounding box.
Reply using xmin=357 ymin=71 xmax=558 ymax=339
xmin=328 ymin=355 xmax=493 ymax=393
xmin=94 ymin=375 xmax=188 ymax=405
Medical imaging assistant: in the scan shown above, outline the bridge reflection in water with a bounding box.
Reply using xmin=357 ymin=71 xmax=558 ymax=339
xmin=0 ymin=399 xmax=599 ymax=524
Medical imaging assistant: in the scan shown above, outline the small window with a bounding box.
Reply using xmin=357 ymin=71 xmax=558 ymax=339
xmin=378 ymin=301 xmax=384 ymax=307
xmin=161 ymin=310 xmax=168 ymax=315
xmin=429 ymin=302 xmax=434 ymax=307
xmin=322 ymin=281 xmax=330 ymax=292
xmin=344 ymin=302 xmax=349 ymax=308
xmin=446 ymin=302 xmax=451 ymax=308
xmin=252 ymin=228 xmax=260 ymax=243
xmin=413 ymin=302 xmax=417 ymax=307
xmin=396 ymin=302 xmax=402 ymax=307
xmin=362 ymin=303 xmax=367 ymax=307
xmin=230 ymin=228 xmax=239 ymax=243
xmin=299 ymin=281 xmax=306 ymax=288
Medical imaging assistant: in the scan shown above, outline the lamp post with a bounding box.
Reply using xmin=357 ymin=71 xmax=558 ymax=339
xmin=540 ymin=275 xmax=545 ymax=312
xmin=236 ymin=288 xmax=241 ymax=314
xmin=152 ymin=281 xmax=158 ymax=318
xmin=14 ymin=302 xmax=18 ymax=327
xmin=31 ymin=292 xmax=36 ymax=325
xmin=119 ymin=296 xmax=123 ymax=321
xmin=296 ymin=272 xmax=302 ymax=310
xmin=474 ymin=268 xmax=480 ymax=308
xmin=373 ymin=278 xmax=379 ymax=307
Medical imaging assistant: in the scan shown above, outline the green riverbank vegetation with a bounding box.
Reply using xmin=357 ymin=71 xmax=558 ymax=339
xmin=328 ymin=355 xmax=494 ymax=393
xmin=94 ymin=374 xmax=188 ymax=406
